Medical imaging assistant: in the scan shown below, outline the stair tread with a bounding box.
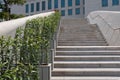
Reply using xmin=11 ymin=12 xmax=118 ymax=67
xmin=54 ymin=61 xmax=120 ymax=64
xmin=57 ymin=46 xmax=120 ymax=48
xmin=55 ymin=56 xmax=120 ymax=58
xmin=52 ymin=76 xmax=120 ymax=80
xmin=53 ymin=68 xmax=120 ymax=72
xmin=56 ymin=51 xmax=120 ymax=52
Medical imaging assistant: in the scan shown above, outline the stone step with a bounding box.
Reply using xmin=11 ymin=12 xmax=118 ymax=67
xmin=58 ymin=42 xmax=107 ymax=46
xmin=58 ymin=40 xmax=106 ymax=43
xmin=59 ymin=35 xmax=100 ymax=37
xmin=58 ymin=41 xmax=106 ymax=43
xmin=56 ymin=51 xmax=120 ymax=56
xmin=54 ymin=61 xmax=120 ymax=68
xmin=59 ymin=32 xmax=101 ymax=34
xmin=59 ymin=30 xmax=101 ymax=33
xmin=51 ymin=77 xmax=120 ymax=80
xmin=52 ymin=68 xmax=120 ymax=76
xmin=58 ymin=38 xmax=105 ymax=41
xmin=56 ymin=46 xmax=120 ymax=51
xmin=58 ymin=39 xmax=105 ymax=42
xmin=54 ymin=56 xmax=120 ymax=61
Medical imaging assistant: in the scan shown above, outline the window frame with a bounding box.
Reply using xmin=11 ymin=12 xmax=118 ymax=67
xmin=54 ymin=0 xmax=58 ymax=8
xmin=75 ymin=8 xmax=80 ymax=15
xmin=101 ymin=0 xmax=108 ymax=7
xmin=61 ymin=0 xmax=65 ymax=8
xmin=31 ymin=3 xmax=34 ymax=12
xmin=112 ymin=0 xmax=119 ymax=6
xmin=75 ymin=0 xmax=80 ymax=6
xmin=68 ymin=9 xmax=72 ymax=15
xmin=36 ymin=2 xmax=40 ymax=11
xmin=25 ymin=4 xmax=29 ymax=13
xmin=48 ymin=0 xmax=52 ymax=9
xmin=61 ymin=10 xmax=65 ymax=16
xmin=68 ymin=0 xmax=72 ymax=7
xmin=42 ymin=1 xmax=46 ymax=11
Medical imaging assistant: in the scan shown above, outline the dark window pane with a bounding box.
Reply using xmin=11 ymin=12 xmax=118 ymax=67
xmin=48 ymin=0 xmax=52 ymax=9
xmin=68 ymin=9 xmax=72 ymax=15
xmin=75 ymin=0 xmax=80 ymax=6
xmin=102 ymin=0 xmax=108 ymax=7
xmin=31 ymin=3 xmax=34 ymax=12
xmin=54 ymin=0 xmax=58 ymax=8
xmin=75 ymin=8 xmax=80 ymax=15
xmin=112 ymin=0 xmax=119 ymax=5
xmin=25 ymin=4 xmax=29 ymax=13
xmin=61 ymin=10 xmax=65 ymax=16
xmin=36 ymin=2 xmax=40 ymax=11
xmin=42 ymin=1 xmax=46 ymax=10
xmin=68 ymin=0 xmax=72 ymax=7
xmin=61 ymin=0 xmax=65 ymax=8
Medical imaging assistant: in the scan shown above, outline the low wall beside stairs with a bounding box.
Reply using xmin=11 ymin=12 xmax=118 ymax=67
xmin=87 ymin=11 xmax=120 ymax=46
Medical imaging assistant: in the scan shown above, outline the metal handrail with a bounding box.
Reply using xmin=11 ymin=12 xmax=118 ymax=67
xmin=54 ymin=18 xmax=61 ymax=47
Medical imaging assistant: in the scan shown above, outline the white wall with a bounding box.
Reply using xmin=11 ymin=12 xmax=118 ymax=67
xmin=85 ymin=0 xmax=120 ymax=17
xmin=11 ymin=5 xmax=25 ymax=15
xmin=10 ymin=0 xmax=84 ymax=18
xmin=87 ymin=11 xmax=120 ymax=46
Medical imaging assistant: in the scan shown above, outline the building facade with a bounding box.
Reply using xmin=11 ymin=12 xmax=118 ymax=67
xmin=11 ymin=0 xmax=120 ymax=18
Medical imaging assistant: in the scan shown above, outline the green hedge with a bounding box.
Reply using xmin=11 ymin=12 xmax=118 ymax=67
xmin=0 ymin=12 xmax=60 ymax=80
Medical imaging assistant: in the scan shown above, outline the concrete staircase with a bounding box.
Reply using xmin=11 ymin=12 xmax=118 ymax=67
xmin=58 ymin=18 xmax=107 ymax=46
xmin=51 ymin=19 xmax=120 ymax=80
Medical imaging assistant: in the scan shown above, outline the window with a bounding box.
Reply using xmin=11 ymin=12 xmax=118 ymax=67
xmin=68 ymin=9 xmax=72 ymax=15
xmin=61 ymin=0 xmax=65 ymax=8
xmin=42 ymin=1 xmax=46 ymax=10
xmin=48 ymin=0 xmax=52 ymax=9
xmin=75 ymin=8 xmax=80 ymax=15
xmin=112 ymin=0 xmax=119 ymax=6
xmin=68 ymin=0 xmax=72 ymax=7
xmin=83 ymin=7 xmax=85 ymax=15
xmin=61 ymin=10 xmax=65 ymax=16
xmin=54 ymin=0 xmax=58 ymax=8
xmin=25 ymin=4 xmax=29 ymax=13
xmin=102 ymin=0 xmax=108 ymax=7
xmin=36 ymin=2 xmax=40 ymax=11
xmin=83 ymin=0 xmax=85 ymax=5
xmin=75 ymin=0 xmax=80 ymax=6
xmin=31 ymin=3 xmax=34 ymax=12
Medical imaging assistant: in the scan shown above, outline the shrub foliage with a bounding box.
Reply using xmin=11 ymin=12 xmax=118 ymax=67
xmin=0 ymin=12 xmax=60 ymax=80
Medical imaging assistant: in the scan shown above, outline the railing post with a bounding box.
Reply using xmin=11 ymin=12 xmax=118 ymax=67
xmin=50 ymin=49 xmax=55 ymax=70
xmin=49 ymin=18 xmax=61 ymax=70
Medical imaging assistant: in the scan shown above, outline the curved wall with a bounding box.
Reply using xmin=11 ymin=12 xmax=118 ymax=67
xmin=87 ymin=11 xmax=120 ymax=46
xmin=0 ymin=11 xmax=54 ymax=37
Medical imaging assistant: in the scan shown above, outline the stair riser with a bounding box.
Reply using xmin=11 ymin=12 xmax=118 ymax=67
xmin=58 ymin=43 xmax=107 ymax=46
xmin=54 ymin=64 xmax=120 ymax=68
xmin=55 ymin=57 xmax=120 ymax=61
xmin=58 ymin=38 xmax=105 ymax=41
xmin=58 ymin=40 xmax=106 ymax=42
xmin=56 ymin=52 xmax=120 ymax=56
xmin=56 ymin=48 xmax=120 ymax=51
xmin=52 ymin=72 xmax=120 ymax=76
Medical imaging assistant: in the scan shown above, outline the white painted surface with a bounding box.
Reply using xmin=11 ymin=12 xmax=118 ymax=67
xmin=0 ymin=11 xmax=54 ymax=37
xmin=11 ymin=5 xmax=25 ymax=15
xmin=87 ymin=11 xmax=120 ymax=46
